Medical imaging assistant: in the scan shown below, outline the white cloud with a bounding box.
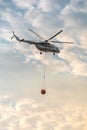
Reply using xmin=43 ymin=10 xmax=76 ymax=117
xmin=59 ymin=47 xmax=87 ymax=76
xmin=0 ymin=94 xmax=87 ymax=130
xmin=12 ymin=0 xmax=37 ymax=9
xmin=58 ymin=0 xmax=87 ymax=76
xmin=0 ymin=1 xmax=87 ymax=129
xmin=38 ymin=0 xmax=60 ymax=13
xmin=0 ymin=0 xmax=87 ymax=77
xmin=60 ymin=0 xmax=87 ymax=29
xmin=77 ymin=1 xmax=87 ymax=13
xmin=63 ymin=0 xmax=87 ymax=14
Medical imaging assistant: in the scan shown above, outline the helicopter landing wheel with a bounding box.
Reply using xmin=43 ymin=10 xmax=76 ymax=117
xmin=40 ymin=52 xmax=42 ymax=54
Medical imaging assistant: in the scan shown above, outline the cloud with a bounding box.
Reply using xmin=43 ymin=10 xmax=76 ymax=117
xmin=12 ymin=0 xmax=37 ymax=9
xmin=0 ymin=0 xmax=87 ymax=77
xmin=62 ymin=0 xmax=87 ymax=14
xmin=59 ymin=48 xmax=87 ymax=76
xmin=57 ymin=0 xmax=87 ymax=76
xmin=38 ymin=0 xmax=60 ymax=13
xmin=0 ymin=94 xmax=87 ymax=130
xmin=0 ymin=1 xmax=87 ymax=130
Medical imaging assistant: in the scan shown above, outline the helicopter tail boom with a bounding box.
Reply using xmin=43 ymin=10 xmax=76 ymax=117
xmin=11 ymin=31 xmax=40 ymax=45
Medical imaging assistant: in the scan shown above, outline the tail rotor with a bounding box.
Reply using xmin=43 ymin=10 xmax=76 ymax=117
xmin=11 ymin=31 xmax=15 ymax=39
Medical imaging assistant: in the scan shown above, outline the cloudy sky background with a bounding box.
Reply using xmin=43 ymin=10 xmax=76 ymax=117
xmin=0 ymin=0 xmax=87 ymax=130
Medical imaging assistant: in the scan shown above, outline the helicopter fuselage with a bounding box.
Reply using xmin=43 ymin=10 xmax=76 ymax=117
xmin=35 ymin=42 xmax=60 ymax=53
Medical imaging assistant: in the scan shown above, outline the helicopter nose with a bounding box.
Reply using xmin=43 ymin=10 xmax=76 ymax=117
xmin=58 ymin=49 xmax=60 ymax=53
xmin=57 ymin=48 xmax=60 ymax=53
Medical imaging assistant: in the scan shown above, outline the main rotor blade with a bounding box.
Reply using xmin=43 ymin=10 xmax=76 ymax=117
xmin=46 ymin=30 xmax=63 ymax=42
xmin=28 ymin=29 xmax=45 ymax=41
xmin=51 ymin=41 xmax=73 ymax=44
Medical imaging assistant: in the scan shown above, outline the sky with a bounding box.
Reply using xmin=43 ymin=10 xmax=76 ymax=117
xmin=0 ymin=0 xmax=87 ymax=130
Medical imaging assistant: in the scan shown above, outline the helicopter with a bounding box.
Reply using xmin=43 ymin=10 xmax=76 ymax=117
xmin=11 ymin=29 xmax=73 ymax=55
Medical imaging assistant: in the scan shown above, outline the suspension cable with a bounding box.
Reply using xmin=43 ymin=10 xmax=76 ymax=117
xmin=41 ymin=53 xmax=47 ymax=94
xmin=43 ymin=53 xmax=46 ymax=88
